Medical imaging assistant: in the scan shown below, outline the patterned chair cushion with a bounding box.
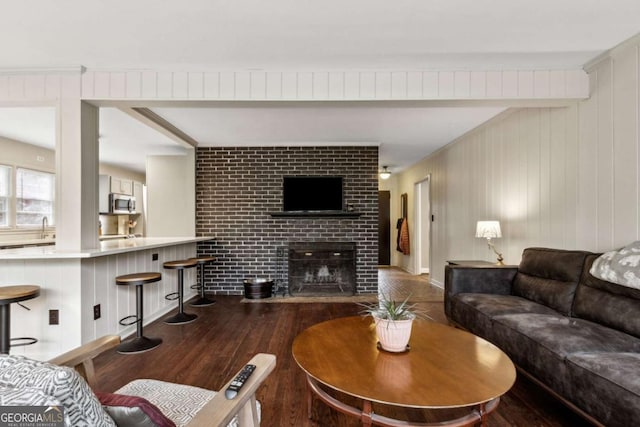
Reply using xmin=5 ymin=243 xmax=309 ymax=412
xmin=96 ymin=391 xmax=176 ymax=427
xmin=0 ymin=354 xmax=115 ymax=427
xmin=116 ymin=379 xmax=261 ymax=427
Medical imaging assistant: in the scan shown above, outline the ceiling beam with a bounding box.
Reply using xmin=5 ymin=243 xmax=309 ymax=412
xmin=118 ymin=107 xmax=198 ymax=149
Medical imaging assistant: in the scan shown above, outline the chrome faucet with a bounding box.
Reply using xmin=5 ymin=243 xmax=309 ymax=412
xmin=41 ymin=216 xmax=48 ymax=239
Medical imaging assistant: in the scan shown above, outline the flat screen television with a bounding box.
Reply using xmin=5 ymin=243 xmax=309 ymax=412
xmin=282 ymin=176 xmax=343 ymax=212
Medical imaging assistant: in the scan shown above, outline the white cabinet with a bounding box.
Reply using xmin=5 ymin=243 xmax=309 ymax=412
xmin=110 ymin=176 xmax=133 ymax=195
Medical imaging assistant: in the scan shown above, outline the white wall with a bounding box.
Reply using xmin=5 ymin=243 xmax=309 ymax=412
xmin=395 ymin=34 xmax=640 ymax=287
xmin=146 ymin=152 xmax=196 ymax=237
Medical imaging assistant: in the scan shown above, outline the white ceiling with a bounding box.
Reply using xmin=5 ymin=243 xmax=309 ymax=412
xmin=151 ymin=104 xmax=505 ymax=170
xmin=1 ymin=0 xmax=639 ymax=174
xmin=2 ymin=0 xmax=639 ymax=70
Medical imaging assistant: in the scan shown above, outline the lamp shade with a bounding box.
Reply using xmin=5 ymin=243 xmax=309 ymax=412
xmin=379 ymin=166 xmax=391 ymax=180
xmin=475 ymin=221 xmax=502 ymax=239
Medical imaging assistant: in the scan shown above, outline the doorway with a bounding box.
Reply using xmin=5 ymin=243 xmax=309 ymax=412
xmin=414 ymin=176 xmax=431 ymax=274
xmin=378 ymin=191 xmax=391 ymax=265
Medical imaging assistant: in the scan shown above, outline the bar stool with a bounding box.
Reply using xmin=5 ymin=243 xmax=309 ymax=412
xmin=163 ymin=259 xmax=198 ymax=324
xmin=116 ymin=272 xmax=162 ymax=354
xmin=189 ymin=256 xmax=217 ymax=307
xmin=0 ymin=285 xmax=40 ymax=355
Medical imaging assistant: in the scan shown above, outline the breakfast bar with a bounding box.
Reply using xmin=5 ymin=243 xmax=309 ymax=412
xmin=0 ymin=237 xmax=213 ymax=360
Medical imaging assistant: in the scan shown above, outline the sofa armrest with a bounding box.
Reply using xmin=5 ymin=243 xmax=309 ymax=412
xmin=187 ymin=353 xmax=276 ymax=427
xmin=444 ymin=265 xmax=518 ymax=318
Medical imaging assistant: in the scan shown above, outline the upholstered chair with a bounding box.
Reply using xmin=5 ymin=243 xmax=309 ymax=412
xmin=0 ymin=335 xmax=275 ymax=427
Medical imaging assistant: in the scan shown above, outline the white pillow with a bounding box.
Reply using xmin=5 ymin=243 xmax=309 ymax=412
xmin=590 ymin=241 xmax=640 ymax=289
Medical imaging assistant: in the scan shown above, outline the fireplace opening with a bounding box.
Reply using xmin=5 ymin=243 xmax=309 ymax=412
xmin=288 ymin=242 xmax=356 ymax=296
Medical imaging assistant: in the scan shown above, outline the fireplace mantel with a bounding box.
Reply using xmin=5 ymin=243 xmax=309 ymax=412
xmin=270 ymin=211 xmax=362 ymax=218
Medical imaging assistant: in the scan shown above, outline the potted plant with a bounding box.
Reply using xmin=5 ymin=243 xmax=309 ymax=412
xmin=360 ymin=294 xmax=422 ymax=353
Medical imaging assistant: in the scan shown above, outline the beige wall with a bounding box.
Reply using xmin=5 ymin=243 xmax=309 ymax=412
xmin=99 ymin=164 xmax=145 ymax=183
xmin=145 ymin=152 xmax=195 ymax=237
xmin=0 ymin=137 xmax=55 ymax=172
xmin=394 ymin=34 xmax=640 ymax=287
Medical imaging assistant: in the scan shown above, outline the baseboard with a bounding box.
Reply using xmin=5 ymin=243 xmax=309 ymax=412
xmin=421 ymin=267 xmax=430 ymax=274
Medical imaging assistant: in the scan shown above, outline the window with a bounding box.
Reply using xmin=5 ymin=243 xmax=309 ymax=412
xmin=16 ymin=168 xmax=55 ymax=227
xmin=0 ymin=165 xmax=9 ymax=227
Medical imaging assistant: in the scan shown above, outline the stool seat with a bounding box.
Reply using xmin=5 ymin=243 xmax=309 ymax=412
xmin=164 ymin=259 xmax=198 ymax=269
xmin=0 ymin=285 xmax=40 ymax=354
xmin=116 ymin=272 xmax=162 ymax=286
xmin=115 ymin=273 xmax=162 ymax=354
xmin=0 ymin=285 xmax=40 ymax=305
xmin=191 ymin=256 xmax=216 ymax=265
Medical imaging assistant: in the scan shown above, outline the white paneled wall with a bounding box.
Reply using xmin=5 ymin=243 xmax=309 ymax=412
xmin=81 ymin=244 xmax=197 ymax=347
xmin=0 ymin=258 xmax=82 ymax=360
xmin=79 ymin=69 xmax=588 ymax=101
xmin=394 ymin=35 xmax=640 ymax=287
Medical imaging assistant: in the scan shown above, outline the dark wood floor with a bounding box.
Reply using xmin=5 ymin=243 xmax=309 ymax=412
xmin=94 ymin=279 xmax=593 ymax=426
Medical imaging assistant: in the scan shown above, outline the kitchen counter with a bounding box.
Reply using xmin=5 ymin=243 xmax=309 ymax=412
xmin=0 ymin=236 xmax=214 ymax=260
xmin=0 ymin=238 xmax=56 ymax=249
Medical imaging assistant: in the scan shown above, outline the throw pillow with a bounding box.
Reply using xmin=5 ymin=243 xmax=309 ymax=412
xmin=0 ymin=355 xmax=115 ymax=427
xmin=95 ymin=391 xmax=176 ymax=427
xmin=590 ymin=241 xmax=640 ymax=289
xmin=0 ymin=385 xmax=69 ymax=425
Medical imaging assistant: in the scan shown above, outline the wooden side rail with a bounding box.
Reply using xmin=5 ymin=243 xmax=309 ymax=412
xmin=189 ymin=353 xmax=276 ymax=427
xmin=48 ymin=334 xmax=121 ymax=388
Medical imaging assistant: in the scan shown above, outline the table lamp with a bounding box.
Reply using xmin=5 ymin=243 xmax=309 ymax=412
xmin=475 ymin=220 xmax=504 ymax=265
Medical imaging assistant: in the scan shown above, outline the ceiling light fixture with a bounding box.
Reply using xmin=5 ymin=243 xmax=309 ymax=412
xmin=379 ymin=166 xmax=391 ymax=180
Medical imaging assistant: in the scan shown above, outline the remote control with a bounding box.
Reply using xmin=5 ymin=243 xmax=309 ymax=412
xmin=224 ymin=364 xmax=256 ymax=399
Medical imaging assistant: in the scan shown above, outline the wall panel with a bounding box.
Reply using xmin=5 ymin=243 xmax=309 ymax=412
xmin=78 ymin=67 xmax=588 ymax=101
xmin=392 ymin=35 xmax=640 ymax=286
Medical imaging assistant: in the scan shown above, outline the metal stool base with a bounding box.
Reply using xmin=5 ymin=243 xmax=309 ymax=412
xmin=117 ymin=336 xmax=162 ymax=354
xmin=164 ymin=312 xmax=198 ymax=325
xmin=189 ymin=297 xmax=216 ymax=307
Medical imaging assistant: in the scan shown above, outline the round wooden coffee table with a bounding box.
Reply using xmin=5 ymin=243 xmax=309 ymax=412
xmin=292 ymin=316 xmax=516 ymax=427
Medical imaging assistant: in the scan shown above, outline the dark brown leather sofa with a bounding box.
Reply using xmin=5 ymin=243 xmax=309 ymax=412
xmin=445 ymin=247 xmax=640 ymax=427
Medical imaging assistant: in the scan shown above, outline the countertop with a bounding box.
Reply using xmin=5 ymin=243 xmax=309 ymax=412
xmin=0 ymin=236 xmax=214 ymax=260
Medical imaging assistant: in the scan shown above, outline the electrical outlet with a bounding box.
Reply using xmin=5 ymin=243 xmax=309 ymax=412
xmin=152 ymin=253 xmax=159 ymax=261
xmin=49 ymin=309 xmax=59 ymax=325
xmin=93 ymin=304 xmax=101 ymax=320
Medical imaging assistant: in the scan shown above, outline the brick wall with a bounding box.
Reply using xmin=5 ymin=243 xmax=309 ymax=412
xmin=196 ymin=146 xmax=379 ymax=295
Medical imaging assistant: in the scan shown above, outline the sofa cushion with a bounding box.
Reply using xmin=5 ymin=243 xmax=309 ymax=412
xmin=566 ymin=352 xmax=640 ymax=427
xmin=574 ymin=254 xmax=640 ymax=339
xmin=512 ymin=247 xmax=590 ymax=315
xmin=490 ymin=313 xmax=640 ymax=396
xmin=450 ymin=293 xmax=560 ymax=341
xmin=0 ymin=354 xmax=115 ymax=427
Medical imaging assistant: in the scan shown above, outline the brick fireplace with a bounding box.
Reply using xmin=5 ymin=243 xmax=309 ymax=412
xmin=288 ymin=242 xmax=356 ymax=296
xmin=195 ymin=146 xmax=378 ymax=295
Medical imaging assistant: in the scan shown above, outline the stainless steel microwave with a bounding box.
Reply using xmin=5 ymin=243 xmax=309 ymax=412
xmin=109 ymin=194 xmax=136 ymax=214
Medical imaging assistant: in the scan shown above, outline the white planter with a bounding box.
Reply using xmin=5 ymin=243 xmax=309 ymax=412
xmin=374 ymin=315 xmax=414 ymax=352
